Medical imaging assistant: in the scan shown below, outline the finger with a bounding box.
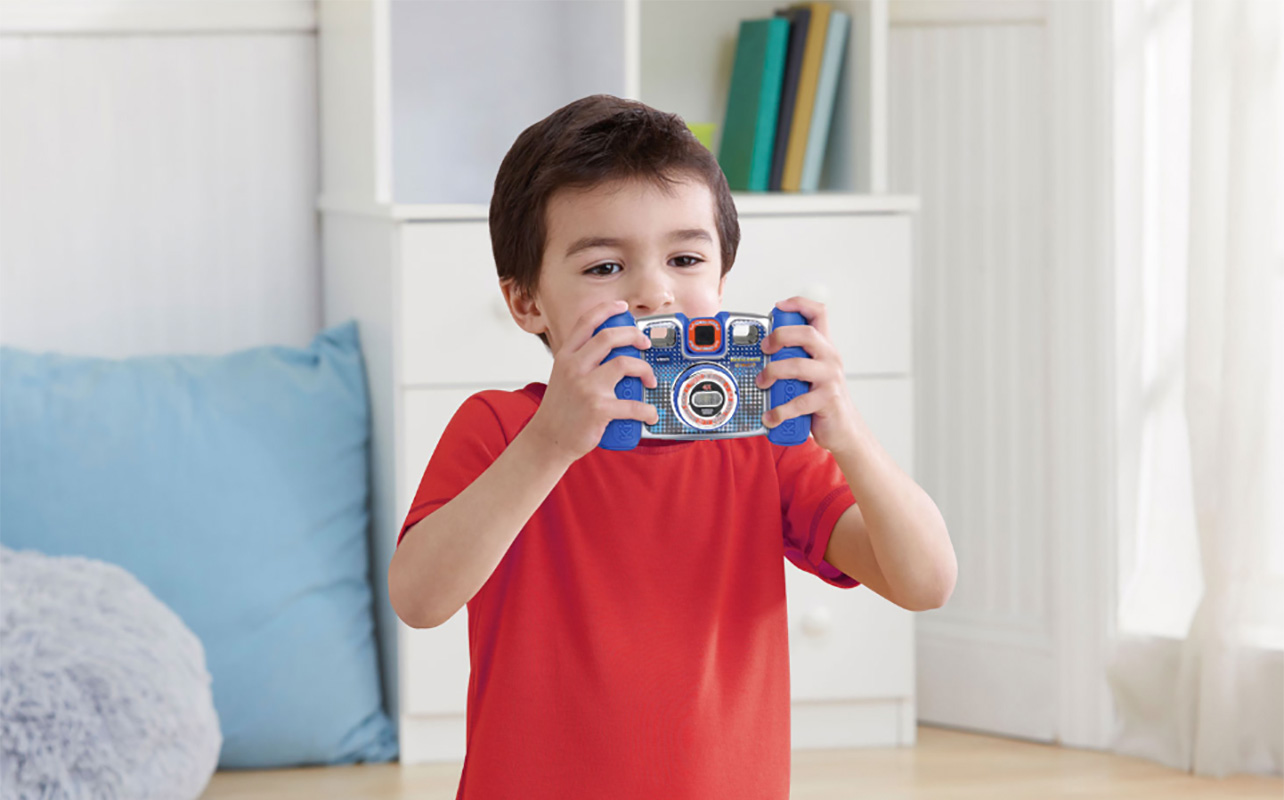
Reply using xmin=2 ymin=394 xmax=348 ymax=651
xmin=609 ymin=398 xmax=660 ymax=426
xmin=598 ymin=352 xmax=658 ymax=390
xmin=762 ymin=322 xmax=837 ymax=361
xmin=564 ymin=299 xmax=631 ymax=355
xmin=762 ymin=391 xmax=824 ymax=429
xmin=579 ymin=324 xmax=651 ymax=370
xmin=774 ymin=296 xmax=830 ymax=338
xmin=755 ymin=357 xmax=829 ymax=390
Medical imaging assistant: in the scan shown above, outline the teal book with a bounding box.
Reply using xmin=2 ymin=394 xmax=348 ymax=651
xmin=718 ymin=17 xmax=791 ymax=191
xmin=800 ymin=8 xmax=850 ymax=192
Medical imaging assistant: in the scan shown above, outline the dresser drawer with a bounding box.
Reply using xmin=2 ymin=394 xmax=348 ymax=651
xmin=397 ymin=387 xmax=478 ymax=716
xmin=786 ymin=377 xmax=915 ymax=702
xmin=723 ymin=214 xmax=912 ymax=377
xmin=400 ymin=214 xmax=912 ymax=387
xmin=400 ymin=221 xmax=551 ymax=387
xmin=399 ymin=613 xmax=470 ymax=717
xmin=400 ymin=386 xmax=478 ymax=522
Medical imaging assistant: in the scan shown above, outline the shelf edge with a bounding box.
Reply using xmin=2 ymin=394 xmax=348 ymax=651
xmin=319 ymin=193 xmax=920 ymax=221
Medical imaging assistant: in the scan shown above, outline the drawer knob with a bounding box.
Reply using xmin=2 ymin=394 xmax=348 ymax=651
xmin=801 ymin=606 xmax=833 ymax=638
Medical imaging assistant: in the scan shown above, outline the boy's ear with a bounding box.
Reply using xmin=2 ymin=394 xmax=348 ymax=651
xmin=718 ymin=273 xmax=727 ymax=304
xmin=500 ymin=279 xmax=548 ymax=336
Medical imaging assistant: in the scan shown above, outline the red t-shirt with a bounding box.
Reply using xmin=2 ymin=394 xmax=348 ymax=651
xmin=398 ymin=382 xmax=859 ymax=799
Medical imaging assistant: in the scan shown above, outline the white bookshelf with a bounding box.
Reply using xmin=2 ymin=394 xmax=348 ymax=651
xmin=316 ymin=191 xmax=919 ymax=222
xmin=635 ymin=0 xmax=889 ymax=194
xmin=317 ymin=0 xmax=918 ymax=764
xmin=320 ymin=0 xmax=894 ymax=208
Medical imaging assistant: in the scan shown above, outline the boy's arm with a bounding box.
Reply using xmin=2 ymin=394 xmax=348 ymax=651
xmin=758 ymin=296 xmax=956 ymax=611
xmin=389 ymin=424 xmax=573 ymax=629
xmin=824 ymin=432 xmax=955 ymax=611
xmin=388 ymin=300 xmax=659 ymax=629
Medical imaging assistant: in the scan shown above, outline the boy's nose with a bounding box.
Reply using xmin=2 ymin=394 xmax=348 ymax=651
xmin=629 ymin=278 xmax=674 ymax=316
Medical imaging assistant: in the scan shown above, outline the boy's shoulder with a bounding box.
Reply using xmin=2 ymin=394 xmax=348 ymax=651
xmin=468 ymin=382 xmax=545 ymax=410
xmin=455 ymin=382 xmax=544 ymax=432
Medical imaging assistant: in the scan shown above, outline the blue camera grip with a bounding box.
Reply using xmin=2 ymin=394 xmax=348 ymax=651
xmin=767 ymin=309 xmax=812 ymax=446
xmin=595 ymin=311 xmax=642 ymax=451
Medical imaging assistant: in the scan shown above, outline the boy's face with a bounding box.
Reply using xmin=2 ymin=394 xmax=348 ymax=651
xmin=504 ymin=174 xmax=726 ymax=354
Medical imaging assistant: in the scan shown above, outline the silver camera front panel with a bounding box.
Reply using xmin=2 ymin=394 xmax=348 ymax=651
xmin=634 ymin=312 xmax=772 ymax=440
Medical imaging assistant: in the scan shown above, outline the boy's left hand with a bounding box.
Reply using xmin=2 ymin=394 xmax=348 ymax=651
xmin=755 ymin=296 xmax=863 ymax=457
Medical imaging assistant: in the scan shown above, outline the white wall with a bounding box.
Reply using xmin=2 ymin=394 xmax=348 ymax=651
xmin=889 ymin=0 xmax=1116 ymax=749
xmin=890 ymin=7 xmax=1055 ymax=740
xmin=0 ymin=1 xmax=322 ymax=357
xmin=0 ymin=0 xmax=412 ymax=722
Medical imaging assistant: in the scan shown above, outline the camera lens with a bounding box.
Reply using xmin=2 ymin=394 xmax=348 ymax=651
xmin=694 ymin=324 xmax=716 ymax=347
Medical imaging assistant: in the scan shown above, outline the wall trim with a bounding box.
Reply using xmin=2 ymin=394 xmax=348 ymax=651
xmin=891 ymin=0 xmax=1046 ymax=27
xmin=918 ymin=633 xmax=1056 ymax=741
xmin=0 ymin=1 xmax=317 ymax=34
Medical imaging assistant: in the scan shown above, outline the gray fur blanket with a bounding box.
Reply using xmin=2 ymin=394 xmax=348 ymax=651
xmin=0 ymin=545 xmax=221 ymax=800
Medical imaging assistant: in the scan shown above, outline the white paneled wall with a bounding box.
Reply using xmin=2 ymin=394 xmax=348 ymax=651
xmin=890 ymin=16 xmax=1058 ymax=740
xmin=0 ymin=23 xmax=321 ymax=357
xmin=891 ymin=22 xmax=1049 ymax=632
xmin=888 ymin=0 xmax=1115 ymax=748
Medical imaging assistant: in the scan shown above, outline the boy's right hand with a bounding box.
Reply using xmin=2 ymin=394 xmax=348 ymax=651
xmin=525 ymin=300 xmax=659 ymax=464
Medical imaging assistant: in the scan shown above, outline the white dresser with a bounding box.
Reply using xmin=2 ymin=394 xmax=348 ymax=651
xmin=316 ymin=0 xmax=920 ymax=764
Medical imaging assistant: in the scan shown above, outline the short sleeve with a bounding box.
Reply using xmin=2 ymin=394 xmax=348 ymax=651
xmin=397 ymin=392 xmax=510 ymax=547
xmin=775 ymin=437 xmax=861 ymax=588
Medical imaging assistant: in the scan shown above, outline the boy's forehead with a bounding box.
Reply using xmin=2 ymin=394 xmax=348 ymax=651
xmin=545 ymin=177 xmax=717 ymax=251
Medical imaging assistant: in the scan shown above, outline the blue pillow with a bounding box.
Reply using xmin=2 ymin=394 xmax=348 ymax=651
xmin=0 ymin=322 xmax=397 ymax=768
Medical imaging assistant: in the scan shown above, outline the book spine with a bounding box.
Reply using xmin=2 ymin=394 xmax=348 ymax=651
xmin=750 ymin=19 xmax=791 ymax=190
xmin=717 ymin=17 xmax=791 ymax=191
xmin=782 ymin=1 xmax=832 ymax=192
xmin=800 ymin=9 xmax=850 ymax=192
xmin=769 ymin=7 xmax=810 ymax=192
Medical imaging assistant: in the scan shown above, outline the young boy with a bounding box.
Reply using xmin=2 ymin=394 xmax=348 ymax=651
xmin=388 ymin=95 xmax=955 ymax=799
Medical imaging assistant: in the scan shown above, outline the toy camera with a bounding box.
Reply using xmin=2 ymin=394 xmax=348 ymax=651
xmin=594 ymin=308 xmax=813 ymax=451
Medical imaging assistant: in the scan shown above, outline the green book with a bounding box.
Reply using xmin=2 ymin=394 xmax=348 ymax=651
xmin=718 ymin=17 xmax=791 ymax=192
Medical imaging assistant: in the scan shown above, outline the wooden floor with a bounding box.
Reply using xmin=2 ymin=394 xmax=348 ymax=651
xmin=202 ymin=725 xmax=1282 ymax=799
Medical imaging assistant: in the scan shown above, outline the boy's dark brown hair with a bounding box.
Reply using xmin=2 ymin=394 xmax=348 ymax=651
xmin=489 ymin=94 xmax=741 ymax=350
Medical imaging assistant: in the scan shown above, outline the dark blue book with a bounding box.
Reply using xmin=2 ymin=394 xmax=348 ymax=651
xmin=769 ymin=6 xmax=811 ymax=192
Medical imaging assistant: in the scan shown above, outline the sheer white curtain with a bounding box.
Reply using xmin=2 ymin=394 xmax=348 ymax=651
xmin=1109 ymin=0 xmax=1283 ymax=778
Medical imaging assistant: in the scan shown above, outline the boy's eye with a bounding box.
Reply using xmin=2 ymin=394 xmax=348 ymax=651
xmin=584 ymin=256 xmax=703 ymax=276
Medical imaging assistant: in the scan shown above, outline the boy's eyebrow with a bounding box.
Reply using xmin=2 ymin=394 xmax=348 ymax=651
xmin=563 ymin=228 xmax=714 ymax=258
